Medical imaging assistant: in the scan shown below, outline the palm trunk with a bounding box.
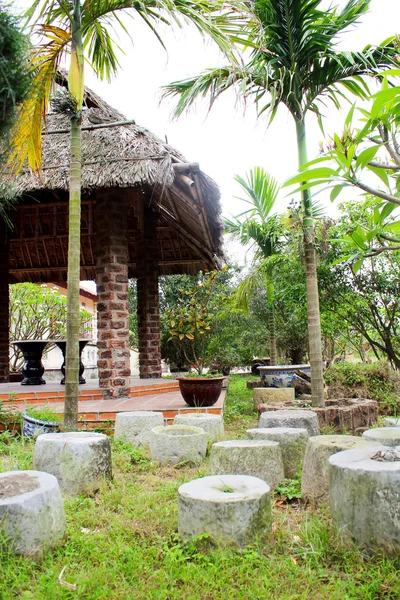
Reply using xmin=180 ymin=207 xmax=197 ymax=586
xmin=64 ymin=0 xmax=84 ymax=431
xmin=296 ymin=119 xmax=325 ymax=407
xmin=267 ymin=282 xmax=277 ymax=365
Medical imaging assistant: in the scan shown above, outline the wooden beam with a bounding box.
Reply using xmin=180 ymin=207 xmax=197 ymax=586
xmin=42 ymin=119 xmax=137 ymax=135
xmin=9 ymin=258 xmax=204 ymax=274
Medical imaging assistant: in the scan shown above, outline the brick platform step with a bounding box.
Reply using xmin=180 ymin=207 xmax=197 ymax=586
xmin=9 ymin=390 xmax=226 ymax=433
xmin=0 ymin=380 xmax=179 ymax=406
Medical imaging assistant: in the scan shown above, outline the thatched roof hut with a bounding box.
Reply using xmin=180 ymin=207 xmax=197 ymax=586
xmin=4 ymin=72 xmax=223 ymax=283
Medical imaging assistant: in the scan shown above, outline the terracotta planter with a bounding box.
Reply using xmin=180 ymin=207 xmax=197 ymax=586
xmin=177 ymin=377 xmax=224 ymax=407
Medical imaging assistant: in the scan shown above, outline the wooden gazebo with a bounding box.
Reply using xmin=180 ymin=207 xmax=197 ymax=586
xmin=0 ymin=74 xmax=223 ymax=398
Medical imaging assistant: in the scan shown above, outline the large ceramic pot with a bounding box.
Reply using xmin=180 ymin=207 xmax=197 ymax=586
xmin=177 ymin=377 xmax=224 ymax=407
xmin=22 ymin=414 xmax=60 ymax=439
xmin=258 ymin=364 xmax=310 ymax=388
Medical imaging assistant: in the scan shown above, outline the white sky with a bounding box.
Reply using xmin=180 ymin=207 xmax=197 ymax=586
xmin=14 ymin=0 xmax=400 ymax=278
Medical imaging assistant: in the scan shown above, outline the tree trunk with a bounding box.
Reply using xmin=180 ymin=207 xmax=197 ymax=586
xmin=296 ymin=119 xmax=325 ymax=407
xmin=64 ymin=0 xmax=84 ymax=431
xmin=267 ymin=283 xmax=277 ymax=365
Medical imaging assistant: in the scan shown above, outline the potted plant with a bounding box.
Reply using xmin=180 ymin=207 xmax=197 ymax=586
xmin=22 ymin=406 xmax=62 ymax=438
xmin=167 ymin=270 xmax=225 ymax=407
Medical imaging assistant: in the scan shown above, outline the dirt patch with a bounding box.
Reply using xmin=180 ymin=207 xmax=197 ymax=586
xmin=0 ymin=473 xmax=40 ymax=498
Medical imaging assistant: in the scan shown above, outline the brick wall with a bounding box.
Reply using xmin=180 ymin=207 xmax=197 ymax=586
xmin=137 ymin=205 xmax=161 ymax=378
xmin=0 ymin=224 xmax=9 ymax=383
xmin=95 ymin=195 xmax=130 ymax=398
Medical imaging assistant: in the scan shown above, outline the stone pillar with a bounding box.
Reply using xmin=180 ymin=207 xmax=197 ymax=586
xmin=0 ymin=222 xmax=9 ymax=383
xmin=137 ymin=205 xmax=161 ymax=378
xmin=95 ymin=194 xmax=130 ymax=398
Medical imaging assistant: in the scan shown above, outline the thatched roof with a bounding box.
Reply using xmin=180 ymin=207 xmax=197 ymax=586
xmin=3 ymin=72 xmax=223 ymax=282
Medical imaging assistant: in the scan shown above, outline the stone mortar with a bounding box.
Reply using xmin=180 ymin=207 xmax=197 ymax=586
xmin=174 ymin=413 xmax=224 ymax=441
xmin=246 ymin=427 xmax=309 ymax=478
xmin=363 ymin=427 xmax=400 ymax=446
xmin=259 ymin=410 xmax=319 ymax=437
xmin=33 ymin=432 xmax=112 ymax=495
xmin=0 ymin=470 xmax=65 ymax=557
xmin=178 ymin=474 xmax=272 ymax=548
xmin=150 ymin=425 xmax=208 ymax=465
xmin=329 ymin=445 xmax=400 ymax=555
xmin=114 ymin=411 xmax=164 ymax=446
xmin=301 ymin=435 xmax=376 ymax=503
xmin=209 ymin=440 xmax=284 ymax=489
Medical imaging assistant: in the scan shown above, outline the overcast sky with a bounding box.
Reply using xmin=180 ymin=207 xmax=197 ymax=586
xmin=15 ymin=0 xmax=400 ymax=275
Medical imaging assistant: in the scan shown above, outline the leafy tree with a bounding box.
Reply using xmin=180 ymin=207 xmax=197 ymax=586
xmin=9 ymin=0 xmax=248 ymax=429
xmin=225 ymin=167 xmax=283 ymax=364
xmin=164 ymin=0 xmax=398 ymax=407
xmin=9 ymin=283 xmax=92 ymax=371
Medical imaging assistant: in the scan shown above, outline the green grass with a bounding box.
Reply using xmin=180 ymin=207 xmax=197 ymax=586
xmin=1 ymin=375 xmax=400 ymax=599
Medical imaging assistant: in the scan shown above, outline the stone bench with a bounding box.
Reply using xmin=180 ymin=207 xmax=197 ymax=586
xmin=209 ymin=440 xmax=284 ymax=489
xmin=301 ymin=435 xmax=376 ymax=502
xmin=329 ymin=445 xmax=400 ymax=555
xmin=114 ymin=411 xmax=164 ymax=446
xmin=33 ymin=432 xmax=112 ymax=494
xmin=174 ymin=413 xmax=224 ymax=441
xmin=178 ymin=474 xmax=271 ymax=548
xmin=150 ymin=425 xmax=208 ymax=465
xmin=246 ymin=427 xmax=308 ymax=478
xmin=259 ymin=409 xmax=319 ymax=437
xmin=0 ymin=470 xmax=65 ymax=556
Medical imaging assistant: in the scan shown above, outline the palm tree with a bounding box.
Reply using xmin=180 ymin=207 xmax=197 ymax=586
xmin=225 ymin=167 xmax=283 ymax=365
xmin=163 ymin=0 xmax=398 ymax=407
xmin=8 ymin=0 xmax=248 ymax=429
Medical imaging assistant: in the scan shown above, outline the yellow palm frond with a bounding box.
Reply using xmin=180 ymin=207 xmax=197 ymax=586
xmin=8 ymin=24 xmax=71 ymax=173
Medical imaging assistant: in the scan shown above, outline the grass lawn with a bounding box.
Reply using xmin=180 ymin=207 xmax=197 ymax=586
xmin=1 ymin=375 xmax=399 ymax=599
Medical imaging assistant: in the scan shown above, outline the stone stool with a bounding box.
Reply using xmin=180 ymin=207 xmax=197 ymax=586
xmin=174 ymin=413 xmax=224 ymax=441
xmin=0 ymin=470 xmax=65 ymax=556
xmin=150 ymin=425 xmax=208 ymax=465
xmin=253 ymin=387 xmax=295 ymax=409
xmin=383 ymin=417 xmax=400 ymax=427
xmin=209 ymin=440 xmax=284 ymax=489
xmin=301 ymin=435 xmax=376 ymax=502
xmin=178 ymin=474 xmax=271 ymax=548
xmin=329 ymin=445 xmax=400 ymax=555
xmin=33 ymin=432 xmax=112 ymax=494
xmin=246 ymin=427 xmax=309 ymax=478
xmin=259 ymin=409 xmax=320 ymax=437
xmin=114 ymin=411 xmax=164 ymax=446
xmin=363 ymin=427 xmax=400 ymax=446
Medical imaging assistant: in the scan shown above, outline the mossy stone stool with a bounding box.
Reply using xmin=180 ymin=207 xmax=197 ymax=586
xmin=150 ymin=425 xmax=208 ymax=465
xmin=329 ymin=445 xmax=400 ymax=555
xmin=246 ymin=427 xmax=309 ymax=478
xmin=178 ymin=474 xmax=272 ymax=548
xmin=209 ymin=440 xmax=285 ymax=489
xmin=301 ymin=435 xmax=376 ymax=503
xmin=174 ymin=413 xmax=224 ymax=441
xmin=0 ymin=470 xmax=65 ymax=556
xmin=114 ymin=411 xmax=164 ymax=446
xmin=33 ymin=432 xmax=112 ymax=495
xmin=259 ymin=409 xmax=320 ymax=437
xmin=363 ymin=427 xmax=400 ymax=446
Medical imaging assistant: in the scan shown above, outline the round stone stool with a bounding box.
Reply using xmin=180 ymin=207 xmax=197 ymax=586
xmin=383 ymin=417 xmax=400 ymax=427
xmin=0 ymin=470 xmax=65 ymax=556
xmin=259 ymin=410 xmax=319 ymax=437
xmin=329 ymin=445 xmax=400 ymax=555
xmin=209 ymin=440 xmax=284 ymax=489
xmin=150 ymin=425 xmax=208 ymax=465
xmin=114 ymin=411 xmax=164 ymax=446
xmin=301 ymin=435 xmax=376 ymax=502
xmin=174 ymin=413 xmax=224 ymax=441
xmin=33 ymin=432 xmax=112 ymax=494
xmin=363 ymin=427 xmax=400 ymax=446
xmin=178 ymin=474 xmax=271 ymax=548
xmin=246 ymin=427 xmax=309 ymax=478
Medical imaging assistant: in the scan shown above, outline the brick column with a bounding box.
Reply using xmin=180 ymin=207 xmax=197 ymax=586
xmin=137 ymin=205 xmax=161 ymax=378
xmin=95 ymin=194 xmax=130 ymax=398
xmin=0 ymin=222 xmax=9 ymax=383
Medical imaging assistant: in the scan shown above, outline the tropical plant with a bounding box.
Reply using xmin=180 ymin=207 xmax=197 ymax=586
xmin=225 ymin=167 xmax=283 ymax=365
xmin=8 ymin=0 xmax=248 ymax=429
xmin=9 ymin=283 xmax=92 ymax=372
xmin=164 ymin=0 xmax=398 ymax=407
